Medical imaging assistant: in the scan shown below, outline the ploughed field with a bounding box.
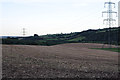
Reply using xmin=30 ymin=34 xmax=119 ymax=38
xmin=2 ymin=43 xmax=119 ymax=78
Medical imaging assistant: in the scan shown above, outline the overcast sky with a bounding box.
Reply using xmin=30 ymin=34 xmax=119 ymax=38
xmin=0 ymin=0 xmax=118 ymax=36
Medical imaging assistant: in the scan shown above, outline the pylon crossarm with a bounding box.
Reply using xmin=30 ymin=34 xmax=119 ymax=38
xmin=102 ymin=11 xmax=108 ymax=13
xmin=104 ymin=2 xmax=115 ymax=8
xmin=105 ymin=2 xmax=115 ymax=4
xmin=102 ymin=11 xmax=117 ymax=13
xmin=109 ymin=11 xmax=117 ymax=13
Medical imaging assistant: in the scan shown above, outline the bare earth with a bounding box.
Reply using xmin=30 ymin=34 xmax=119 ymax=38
xmin=2 ymin=43 xmax=119 ymax=78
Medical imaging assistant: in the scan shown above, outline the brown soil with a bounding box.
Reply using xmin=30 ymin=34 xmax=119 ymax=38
xmin=2 ymin=43 xmax=119 ymax=78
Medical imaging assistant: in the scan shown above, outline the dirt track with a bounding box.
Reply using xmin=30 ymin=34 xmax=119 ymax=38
xmin=2 ymin=43 xmax=119 ymax=78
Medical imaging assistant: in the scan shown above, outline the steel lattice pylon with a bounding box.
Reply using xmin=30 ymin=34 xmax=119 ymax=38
xmin=23 ymin=28 xmax=26 ymax=36
xmin=102 ymin=0 xmax=117 ymax=48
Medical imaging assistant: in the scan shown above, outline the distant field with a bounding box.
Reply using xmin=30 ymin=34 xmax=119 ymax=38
xmin=2 ymin=43 xmax=119 ymax=78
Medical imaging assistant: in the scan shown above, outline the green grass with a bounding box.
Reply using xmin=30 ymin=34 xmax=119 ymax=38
xmin=91 ymin=48 xmax=120 ymax=52
xmin=68 ymin=37 xmax=85 ymax=41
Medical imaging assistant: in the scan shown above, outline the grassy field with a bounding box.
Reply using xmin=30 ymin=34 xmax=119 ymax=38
xmin=92 ymin=48 xmax=120 ymax=52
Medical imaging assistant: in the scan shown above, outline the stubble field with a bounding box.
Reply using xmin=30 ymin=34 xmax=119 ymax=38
xmin=2 ymin=43 xmax=119 ymax=78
